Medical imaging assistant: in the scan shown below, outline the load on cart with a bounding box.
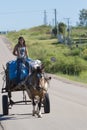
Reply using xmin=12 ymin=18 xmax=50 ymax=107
xmin=2 ymin=58 xmax=51 ymax=118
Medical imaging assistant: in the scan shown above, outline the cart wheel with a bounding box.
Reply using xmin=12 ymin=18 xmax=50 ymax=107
xmin=2 ymin=95 xmax=9 ymax=115
xmin=44 ymin=93 xmax=50 ymax=113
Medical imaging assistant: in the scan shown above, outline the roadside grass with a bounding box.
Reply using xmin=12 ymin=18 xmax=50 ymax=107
xmin=56 ymin=72 xmax=87 ymax=84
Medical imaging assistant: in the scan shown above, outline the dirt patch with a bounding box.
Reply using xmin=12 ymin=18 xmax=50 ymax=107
xmin=1 ymin=35 xmax=13 ymax=52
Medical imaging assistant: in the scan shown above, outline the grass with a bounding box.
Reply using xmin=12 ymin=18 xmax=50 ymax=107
xmin=56 ymin=72 xmax=87 ymax=84
xmin=6 ymin=25 xmax=87 ymax=84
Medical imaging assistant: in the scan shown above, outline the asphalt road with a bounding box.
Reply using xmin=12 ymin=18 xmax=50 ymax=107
xmin=0 ymin=36 xmax=87 ymax=130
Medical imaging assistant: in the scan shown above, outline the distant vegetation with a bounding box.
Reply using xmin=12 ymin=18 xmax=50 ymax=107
xmin=6 ymin=25 xmax=87 ymax=84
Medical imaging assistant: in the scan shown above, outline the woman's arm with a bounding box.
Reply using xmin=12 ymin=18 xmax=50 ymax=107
xmin=13 ymin=45 xmax=18 ymax=56
xmin=25 ymin=47 xmax=28 ymax=57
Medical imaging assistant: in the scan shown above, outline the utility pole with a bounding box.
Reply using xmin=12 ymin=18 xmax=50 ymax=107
xmin=67 ymin=18 xmax=70 ymax=39
xmin=54 ymin=9 xmax=57 ymax=27
xmin=53 ymin=9 xmax=57 ymax=36
xmin=64 ymin=18 xmax=70 ymax=44
xmin=44 ymin=10 xmax=47 ymax=25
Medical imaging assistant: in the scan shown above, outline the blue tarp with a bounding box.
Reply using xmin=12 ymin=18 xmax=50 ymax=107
xmin=6 ymin=58 xmax=41 ymax=83
xmin=6 ymin=58 xmax=31 ymax=81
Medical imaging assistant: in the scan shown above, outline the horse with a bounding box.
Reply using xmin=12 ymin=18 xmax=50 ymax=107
xmin=23 ymin=65 xmax=51 ymax=118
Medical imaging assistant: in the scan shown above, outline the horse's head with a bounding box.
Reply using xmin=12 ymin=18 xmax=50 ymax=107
xmin=35 ymin=65 xmax=51 ymax=91
xmin=25 ymin=64 xmax=51 ymax=91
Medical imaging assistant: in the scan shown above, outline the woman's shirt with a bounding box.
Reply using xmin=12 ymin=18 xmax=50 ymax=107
xmin=13 ymin=43 xmax=28 ymax=59
xmin=18 ymin=47 xmax=27 ymax=59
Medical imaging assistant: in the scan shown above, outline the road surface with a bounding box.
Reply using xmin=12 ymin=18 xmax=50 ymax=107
xmin=0 ymin=36 xmax=87 ymax=130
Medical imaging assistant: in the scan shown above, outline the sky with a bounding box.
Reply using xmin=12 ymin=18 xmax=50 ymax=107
xmin=0 ymin=0 xmax=87 ymax=31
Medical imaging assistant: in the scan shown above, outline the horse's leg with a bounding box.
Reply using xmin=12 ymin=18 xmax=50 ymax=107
xmin=32 ymin=98 xmax=36 ymax=116
xmin=37 ymin=98 xmax=42 ymax=118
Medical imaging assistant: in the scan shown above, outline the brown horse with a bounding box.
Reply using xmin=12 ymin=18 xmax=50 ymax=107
xmin=24 ymin=66 xmax=51 ymax=118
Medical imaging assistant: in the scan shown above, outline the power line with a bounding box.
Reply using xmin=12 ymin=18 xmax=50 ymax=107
xmin=0 ymin=9 xmax=45 ymax=15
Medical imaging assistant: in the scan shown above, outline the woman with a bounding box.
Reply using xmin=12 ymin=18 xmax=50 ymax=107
xmin=13 ymin=36 xmax=28 ymax=58
xmin=13 ymin=36 xmax=29 ymax=83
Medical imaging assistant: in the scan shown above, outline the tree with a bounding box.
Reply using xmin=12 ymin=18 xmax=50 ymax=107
xmin=79 ymin=9 xmax=87 ymax=26
xmin=58 ymin=22 xmax=66 ymax=35
xmin=57 ymin=22 xmax=66 ymax=43
xmin=52 ymin=22 xmax=66 ymax=38
xmin=52 ymin=27 xmax=57 ymax=36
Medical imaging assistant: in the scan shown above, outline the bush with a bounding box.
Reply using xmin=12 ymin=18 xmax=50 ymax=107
xmin=43 ymin=56 xmax=87 ymax=76
xmin=82 ymin=48 xmax=87 ymax=60
xmin=71 ymin=48 xmax=81 ymax=56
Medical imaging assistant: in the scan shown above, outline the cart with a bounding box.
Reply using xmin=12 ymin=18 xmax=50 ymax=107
xmin=1 ymin=59 xmax=50 ymax=115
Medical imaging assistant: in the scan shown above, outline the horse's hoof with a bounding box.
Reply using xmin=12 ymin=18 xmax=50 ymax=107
xmin=32 ymin=110 xmax=37 ymax=116
xmin=38 ymin=114 xmax=42 ymax=118
xmin=32 ymin=113 xmax=35 ymax=116
xmin=32 ymin=111 xmax=35 ymax=116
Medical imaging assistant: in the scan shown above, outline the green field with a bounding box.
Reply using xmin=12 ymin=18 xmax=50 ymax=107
xmin=6 ymin=25 xmax=87 ymax=84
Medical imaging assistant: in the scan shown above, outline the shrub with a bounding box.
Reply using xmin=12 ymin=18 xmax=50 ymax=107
xmin=82 ymin=48 xmax=87 ymax=60
xmin=43 ymin=56 xmax=87 ymax=76
xmin=71 ymin=48 xmax=81 ymax=56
